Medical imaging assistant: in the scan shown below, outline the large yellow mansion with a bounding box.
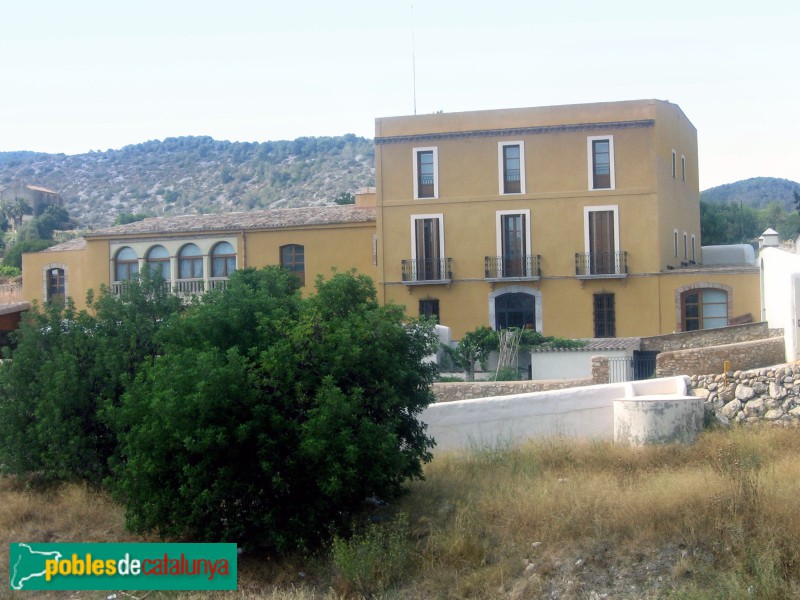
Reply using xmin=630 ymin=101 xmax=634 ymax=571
xmin=23 ymin=100 xmax=760 ymax=339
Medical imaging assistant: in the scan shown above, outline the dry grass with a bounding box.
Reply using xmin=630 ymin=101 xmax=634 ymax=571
xmin=5 ymin=427 xmax=800 ymax=598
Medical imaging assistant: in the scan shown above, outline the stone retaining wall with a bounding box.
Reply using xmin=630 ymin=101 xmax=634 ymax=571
xmin=655 ymin=337 xmax=785 ymax=377
xmin=640 ymin=322 xmax=779 ymax=352
xmin=432 ymin=378 xmax=592 ymax=403
xmin=691 ymin=363 xmax=800 ymax=426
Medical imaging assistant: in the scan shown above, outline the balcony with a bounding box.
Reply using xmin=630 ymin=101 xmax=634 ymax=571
xmin=485 ymin=255 xmax=541 ymax=281
xmin=401 ymin=258 xmax=452 ymax=285
xmin=575 ymin=251 xmax=628 ymax=279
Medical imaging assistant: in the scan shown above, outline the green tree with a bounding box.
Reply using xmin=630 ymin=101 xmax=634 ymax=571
xmin=0 ymin=272 xmax=182 ymax=484
xmin=443 ymin=326 xmax=499 ymax=381
xmin=2 ymin=238 xmax=57 ymax=269
xmin=334 ymin=192 xmax=356 ymax=205
xmin=114 ymin=212 xmax=149 ymax=225
xmin=110 ymin=269 xmax=437 ymax=550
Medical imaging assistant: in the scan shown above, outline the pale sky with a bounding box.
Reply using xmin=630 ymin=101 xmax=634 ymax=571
xmin=1 ymin=0 xmax=798 ymax=190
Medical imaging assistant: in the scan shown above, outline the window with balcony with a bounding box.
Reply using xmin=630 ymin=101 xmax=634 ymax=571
xmin=681 ymin=288 xmax=728 ymax=331
xmin=146 ymin=245 xmax=171 ymax=281
xmin=593 ymin=293 xmax=616 ymax=337
xmin=588 ymin=136 xmax=614 ymax=190
xmin=114 ymin=246 xmax=139 ymax=282
xmin=177 ymin=243 xmax=204 ymax=294
xmin=413 ymin=147 xmax=438 ymax=199
xmin=280 ymin=244 xmax=305 ymax=286
xmin=499 ymin=142 xmax=524 ymax=194
xmin=403 ymin=215 xmax=449 ymax=283
xmin=211 ymin=241 xmax=237 ymax=278
xmin=486 ymin=210 xmax=539 ymax=279
xmin=577 ymin=206 xmax=625 ymax=276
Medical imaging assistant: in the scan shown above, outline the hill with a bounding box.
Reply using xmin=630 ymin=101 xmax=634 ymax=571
xmin=701 ymin=176 xmax=800 ymax=210
xmin=0 ymin=135 xmax=375 ymax=227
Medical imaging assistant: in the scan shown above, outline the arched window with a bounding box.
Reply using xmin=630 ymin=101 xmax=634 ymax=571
xmin=681 ymin=288 xmax=728 ymax=331
xmin=178 ymin=244 xmax=203 ymax=279
xmin=211 ymin=241 xmax=237 ymax=278
xmin=114 ymin=247 xmax=139 ymax=281
xmin=495 ymin=292 xmax=536 ymax=330
xmin=280 ymin=244 xmax=305 ymax=286
xmin=146 ymin=245 xmax=171 ymax=281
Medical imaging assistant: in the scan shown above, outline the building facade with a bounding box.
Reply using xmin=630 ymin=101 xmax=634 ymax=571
xmin=22 ymin=100 xmax=760 ymax=340
xmin=374 ymin=99 xmax=759 ymax=338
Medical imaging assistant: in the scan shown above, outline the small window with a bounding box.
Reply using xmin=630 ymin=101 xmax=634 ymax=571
xmin=674 ymin=230 xmax=679 ymax=258
xmin=683 ymin=233 xmax=688 ymax=260
xmin=672 ymin=150 xmax=677 ymax=178
xmin=211 ymin=241 xmax=237 ymax=278
xmin=114 ymin=246 xmax=139 ymax=282
xmin=691 ymin=235 xmax=696 ymax=262
xmin=413 ymin=147 xmax=438 ymax=199
xmin=588 ymin=136 xmax=614 ymax=190
xmin=178 ymin=243 xmax=203 ymax=279
xmin=593 ymin=293 xmax=615 ymax=337
xmin=47 ymin=268 xmax=65 ymax=305
xmin=681 ymin=155 xmax=686 ymax=182
xmin=419 ymin=298 xmax=440 ymax=323
xmin=499 ymin=142 xmax=524 ymax=194
xmin=281 ymin=244 xmax=305 ymax=286
xmin=146 ymin=245 xmax=171 ymax=280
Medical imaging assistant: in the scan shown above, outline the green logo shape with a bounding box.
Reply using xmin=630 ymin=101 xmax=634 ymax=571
xmin=9 ymin=543 xmax=237 ymax=591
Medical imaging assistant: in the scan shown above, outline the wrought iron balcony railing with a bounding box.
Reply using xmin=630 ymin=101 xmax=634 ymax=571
xmin=484 ymin=255 xmax=541 ymax=280
xmin=401 ymin=257 xmax=452 ymax=284
xmin=575 ymin=251 xmax=628 ymax=277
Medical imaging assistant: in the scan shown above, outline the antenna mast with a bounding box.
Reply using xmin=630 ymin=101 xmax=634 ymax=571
xmin=411 ymin=4 xmax=417 ymax=115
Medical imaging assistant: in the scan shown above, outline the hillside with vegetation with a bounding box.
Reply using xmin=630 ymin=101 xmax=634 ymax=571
xmin=700 ymin=176 xmax=800 ymax=210
xmin=0 ymin=135 xmax=375 ymax=227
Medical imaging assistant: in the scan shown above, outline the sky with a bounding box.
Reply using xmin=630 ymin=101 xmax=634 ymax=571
xmin=1 ymin=0 xmax=798 ymax=190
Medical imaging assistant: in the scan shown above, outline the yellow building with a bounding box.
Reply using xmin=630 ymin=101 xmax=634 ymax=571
xmin=22 ymin=205 xmax=377 ymax=310
xmin=374 ymin=99 xmax=759 ymax=338
xmin=22 ymin=99 xmax=759 ymax=340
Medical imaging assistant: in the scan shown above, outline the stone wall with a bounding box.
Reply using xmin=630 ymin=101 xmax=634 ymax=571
xmin=655 ymin=337 xmax=785 ymax=378
xmin=640 ymin=322 xmax=779 ymax=352
xmin=691 ymin=363 xmax=800 ymax=426
xmin=432 ymin=378 xmax=592 ymax=403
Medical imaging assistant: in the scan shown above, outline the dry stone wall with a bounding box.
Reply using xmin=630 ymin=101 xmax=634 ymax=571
xmin=432 ymin=378 xmax=592 ymax=403
xmin=640 ymin=322 xmax=778 ymax=352
xmin=656 ymin=337 xmax=785 ymax=378
xmin=691 ymin=363 xmax=800 ymax=426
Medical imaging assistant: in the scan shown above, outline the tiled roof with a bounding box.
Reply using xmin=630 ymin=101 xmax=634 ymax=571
xmin=85 ymin=206 xmax=377 ymax=237
xmin=531 ymin=337 xmax=642 ymax=353
xmin=39 ymin=238 xmax=87 ymax=252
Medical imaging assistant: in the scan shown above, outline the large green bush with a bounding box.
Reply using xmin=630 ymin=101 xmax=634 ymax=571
xmin=0 ymin=272 xmax=182 ymax=483
xmin=109 ymin=268 xmax=437 ymax=550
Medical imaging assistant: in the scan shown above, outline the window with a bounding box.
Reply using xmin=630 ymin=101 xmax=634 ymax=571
xmin=413 ymin=147 xmax=438 ymax=199
xmin=588 ymin=136 xmax=614 ymax=190
xmin=411 ymin=215 xmax=444 ymax=281
xmin=419 ymin=298 xmax=440 ymax=323
xmin=495 ymin=292 xmax=536 ymax=330
xmin=146 ymin=245 xmax=171 ymax=280
xmin=683 ymin=232 xmax=688 ymax=260
xmin=672 ymin=150 xmax=677 ymax=178
xmin=673 ymin=229 xmax=679 ymax=258
xmin=211 ymin=241 xmax=237 ymax=278
xmin=114 ymin=246 xmax=139 ymax=282
xmin=47 ymin=268 xmax=65 ymax=305
xmin=496 ymin=210 xmax=530 ymax=277
xmin=178 ymin=243 xmax=203 ymax=279
xmin=681 ymin=288 xmax=728 ymax=331
xmin=280 ymin=244 xmax=305 ymax=285
xmin=498 ymin=142 xmax=525 ymax=194
xmin=594 ymin=293 xmax=616 ymax=337
xmin=584 ymin=206 xmax=619 ymax=275
xmin=681 ymin=155 xmax=686 ymax=182
xmin=691 ymin=235 xmax=696 ymax=263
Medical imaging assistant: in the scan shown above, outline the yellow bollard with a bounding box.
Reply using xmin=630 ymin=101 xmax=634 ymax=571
xmin=723 ymin=360 xmax=731 ymax=384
